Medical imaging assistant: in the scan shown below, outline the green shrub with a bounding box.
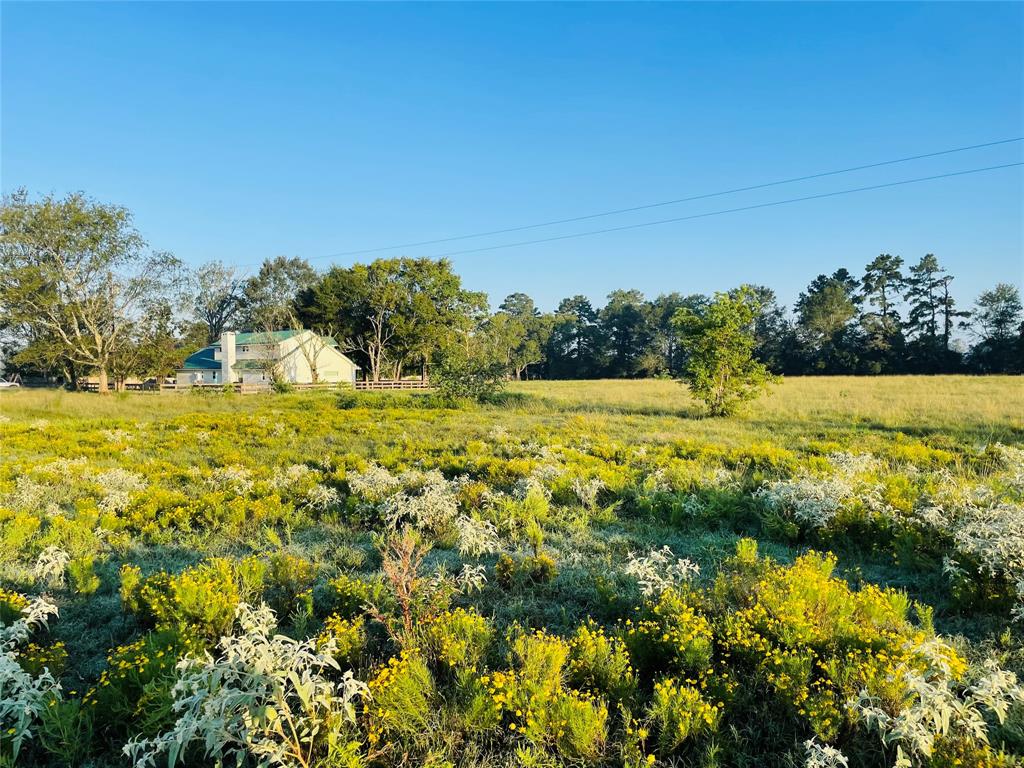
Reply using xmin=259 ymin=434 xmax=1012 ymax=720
xmin=67 ymin=555 xmax=100 ymax=595
xmin=648 ymin=678 xmax=721 ymax=754
xmin=367 ymin=650 xmax=437 ymax=750
xmin=422 ymin=607 xmax=494 ymax=672
xmin=567 ymin=620 xmax=637 ymax=704
xmin=119 ymin=559 xmax=245 ymax=642
xmin=317 ymin=614 xmax=366 ymax=665
xmin=329 ymin=572 xmax=390 ymax=619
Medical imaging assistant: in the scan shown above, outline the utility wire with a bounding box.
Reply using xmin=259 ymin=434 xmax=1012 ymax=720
xmin=308 ymin=137 xmax=1022 ymax=261
xmin=417 ymin=162 xmax=1023 ymax=258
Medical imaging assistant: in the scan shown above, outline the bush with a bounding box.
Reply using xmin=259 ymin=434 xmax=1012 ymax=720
xmin=120 ymin=558 xmax=257 ymax=643
xmin=67 ymin=555 xmax=100 ymax=595
xmin=567 ymin=621 xmax=637 ymax=704
xmin=86 ymin=630 xmax=199 ymax=738
xmin=367 ymin=650 xmax=436 ymax=751
xmin=422 ymin=607 xmax=494 ymax=672
xmin=648 ymin=678 xmax=721 ymax=754
xmin=317 ymin=614 xmax=366 ymax=665
xmin=126 ymin=603 xmax=366 ymax=768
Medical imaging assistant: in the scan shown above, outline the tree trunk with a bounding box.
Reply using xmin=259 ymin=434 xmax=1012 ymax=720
xmin=97 ymin=366 xmax=109 ymax=394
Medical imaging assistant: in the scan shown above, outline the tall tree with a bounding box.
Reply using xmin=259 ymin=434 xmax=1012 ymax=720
xmin=242 ymin=256 xmax=317 ymax=331
xmin=0 ymin=190 xmax=182 ymax=393
xmin=498 ymin=293 xmax=552 ymax=379
xmin=964 ymin=283 xmax=1024 ymax=373
xmin=192 ymin=260 xmax=247 ymax=344
xmin=794 ymin=271 xmax=860 ymax=373
xmin=547 ymin=295 xmax=603 ymax=378
xmin=903 ymin=254 xmax=965 ymax=371
xmin=600 ymin=289 xmax=652 ymax=378
xmin=296 ymin=257 xmax=472 ymax=382
xmin=860 ymin=254 xmax=906 ymax=371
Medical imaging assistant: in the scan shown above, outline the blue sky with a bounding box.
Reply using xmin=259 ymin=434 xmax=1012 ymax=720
xmin=2 ymin=2 xmax=1022 ymax=312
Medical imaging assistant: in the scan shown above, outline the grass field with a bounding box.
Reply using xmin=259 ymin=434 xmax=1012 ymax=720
xmin=1 ymin=377 xmax=1022 ymax=767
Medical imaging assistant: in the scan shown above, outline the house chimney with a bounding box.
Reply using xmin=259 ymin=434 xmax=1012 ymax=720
xmin=221 ymin=331 xmax=236 ymax=383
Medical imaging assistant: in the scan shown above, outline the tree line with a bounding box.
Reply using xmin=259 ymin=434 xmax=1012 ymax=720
xmin=1 ymin=191 xmax=1021 ymax=392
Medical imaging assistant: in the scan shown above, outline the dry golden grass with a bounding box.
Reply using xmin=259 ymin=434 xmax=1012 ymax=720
xmin=2 ymin=375 xmax=1021 ymax=445
xmin=509 ymin=376 xmax=1024 ymax=443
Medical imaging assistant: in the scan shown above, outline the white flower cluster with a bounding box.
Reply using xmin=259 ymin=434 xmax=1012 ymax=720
xmin=623 ymin=546 xmax=700 ymax=597
xmin=126 ymin=602 xmax=367 ymax=768
xmin=853 ymin=639 xmax=1024 ymax=768
xmin=1 ymin=596 xmax=62 ymax=763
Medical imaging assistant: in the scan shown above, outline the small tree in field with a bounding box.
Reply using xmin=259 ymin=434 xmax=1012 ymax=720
xmin=673 ymin=286 xmax=775 ymax=416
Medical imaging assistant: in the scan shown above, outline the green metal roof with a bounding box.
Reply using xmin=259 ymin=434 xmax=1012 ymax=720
xmin=180 ymin=348 xmax=219 ymax=370
xmin=230 ymin=330 xmax=300 ymax=344
xmin=179 ymin=330 xmax=343 ymax=371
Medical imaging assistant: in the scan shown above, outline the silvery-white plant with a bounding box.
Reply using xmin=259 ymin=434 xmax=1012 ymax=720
xmin=803 ymin=738 xmax=849 ymax=768
xmin=6 ymin=475 xmax=49 ymax=513
xmin=32 ymin=546 xmax=70 ymax=588
xmin=102 ymin=428 xmax=133 ymax=443
xmin=302 ymin=484 xmax=340 ymax=512
xmin=457 ymin=563 xmax=488 ymax=594
xmin=381 ymin=472 xmax=462 ymax=533
xmin=572 ymin=477 xmax=605 ymax=511
xmin=270 ymin=463 xmax=314 ymax=490
xmin=853 ymin=638 xmax=1024 ymax=768
xmin=125 ymin=602 xmax=367 ymax=768
xmin=346 ymin=462 xmax=402 ymax=504
xmin=756 ymin=473 xmax=855 ymax=529
xmin=455 ymin=515 xmax=500 ymax=557
xmin=96 ymin=468 xmax=147 ymax=514
xmin=827 ymin=451 xmax=880 ymax=476
xmin=623 ymin=546 xmax=700 ymax=597
xmin=1 ymin=596 xmax=62 ymax=763
xmin=207 ymin=464 xmax=255 ymax=496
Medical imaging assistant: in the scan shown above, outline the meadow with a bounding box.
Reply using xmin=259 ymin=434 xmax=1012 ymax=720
xmin=1 ymin=376 xmax=1023 ymax=768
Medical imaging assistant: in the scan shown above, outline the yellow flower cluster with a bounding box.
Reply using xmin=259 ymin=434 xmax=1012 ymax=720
xmin=649 ymin=677 xmax=722 ymax=752
xmin=422 ymin=607 xmax=493 ymax=670
xmin=317 ymin=613 xmax=366 ymax=663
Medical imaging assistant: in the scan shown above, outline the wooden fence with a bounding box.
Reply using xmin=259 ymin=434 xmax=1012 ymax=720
xmin=354 ymin=379 xmax=430 ymax=390
xmin=80 ymin=379 xmax=432 ymax=394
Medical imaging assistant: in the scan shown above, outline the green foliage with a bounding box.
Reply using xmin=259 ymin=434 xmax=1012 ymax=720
xmin=67 ymin=555 xmax=100 ymax=595
xmin=422 ymin=607 xmax=494 ymax=671
xmin=119 ymin=558 xmax=256 ymax=642
xmin=674 ymin=286 xmax=776 ymax=416
xmin=431 ymin=343 xmax=509 ymax=405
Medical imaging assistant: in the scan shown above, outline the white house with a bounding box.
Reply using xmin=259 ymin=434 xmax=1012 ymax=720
xmin=176 ymin=330 xmax=359 ymax=387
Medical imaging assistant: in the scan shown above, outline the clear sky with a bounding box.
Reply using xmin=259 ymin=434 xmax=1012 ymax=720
xmin=2 ymin=1 xmax=1022 ymax=312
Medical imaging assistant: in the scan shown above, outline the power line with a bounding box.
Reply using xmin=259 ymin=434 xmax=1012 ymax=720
xmin=419 ymin=162 xmax=1023 ymax=258
xmin=308 ymin=137 xmax=1022 ymax=262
